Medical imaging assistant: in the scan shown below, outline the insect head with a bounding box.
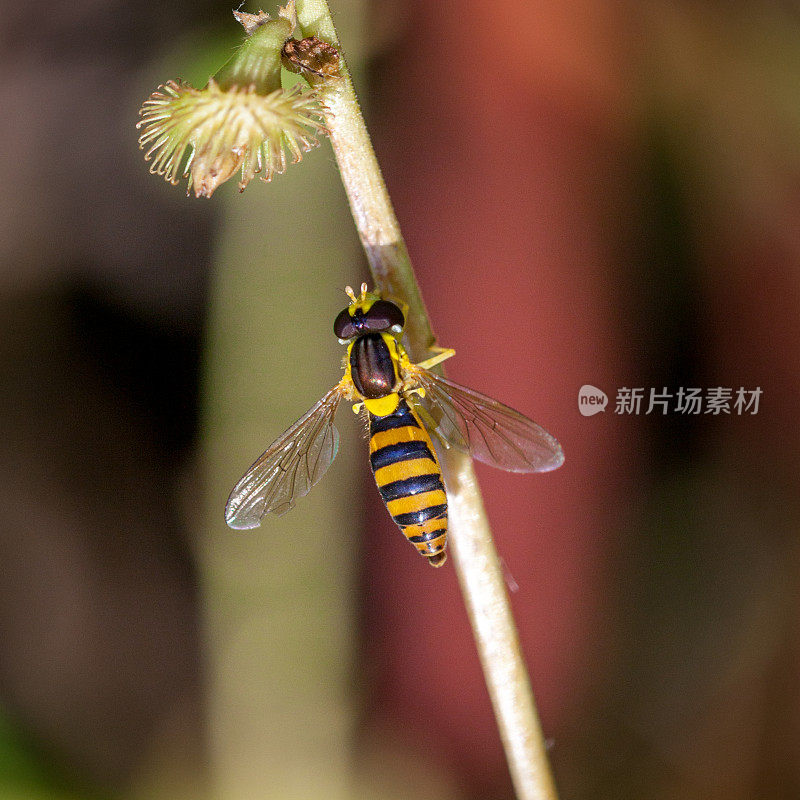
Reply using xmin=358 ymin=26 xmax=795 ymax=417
xmin=333 ymin=282 xmax=405 ymax=341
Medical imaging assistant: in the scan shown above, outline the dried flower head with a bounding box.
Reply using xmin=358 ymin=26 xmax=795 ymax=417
xmin=137 ymin=79 xmax=325 ymax=197
xmin=136 ymin=2 xmax=331 ymax=197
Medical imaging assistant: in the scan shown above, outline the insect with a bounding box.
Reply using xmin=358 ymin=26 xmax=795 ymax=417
xmin=225 ymin=284 xmax=564 ymax=567
xmin=281 ymin=36 xmax=340 ymax=80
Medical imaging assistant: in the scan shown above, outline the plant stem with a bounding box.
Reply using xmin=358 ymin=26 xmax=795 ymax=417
xmin=295 ymin=3 xmax=559 ymax=799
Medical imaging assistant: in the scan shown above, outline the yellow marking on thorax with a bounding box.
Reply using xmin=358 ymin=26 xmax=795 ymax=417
xmin=343 ymin=341 xmax=354 ymax=384
xmin=363 ymin=394 xmax=400 ymax=417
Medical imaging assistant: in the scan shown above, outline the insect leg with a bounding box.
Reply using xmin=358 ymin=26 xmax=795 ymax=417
xmin=416 ymin=347 xmax=456 ymax=370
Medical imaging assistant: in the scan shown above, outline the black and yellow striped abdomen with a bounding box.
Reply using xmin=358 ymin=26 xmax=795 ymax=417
xmin=368 ymin=398 xmax=448 ymax=566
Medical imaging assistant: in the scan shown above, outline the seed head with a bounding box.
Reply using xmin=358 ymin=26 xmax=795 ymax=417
xmin=136 ymin=3 xmax=330 ymax=197
xmin=137 ymin=79 xmax=326 ymax=197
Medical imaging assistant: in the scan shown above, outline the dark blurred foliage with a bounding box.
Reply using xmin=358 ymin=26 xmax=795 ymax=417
xmin=0 ymin=0 xmax=224 ymax=793
xmin=2 ymin=0 xmax=800 ymax=799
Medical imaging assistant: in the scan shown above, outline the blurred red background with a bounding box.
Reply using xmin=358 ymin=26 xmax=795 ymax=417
xmin=1 ymin=1 xmax=799 ymax=799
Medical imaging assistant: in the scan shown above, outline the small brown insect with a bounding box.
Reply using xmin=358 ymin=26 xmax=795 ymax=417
xmin=282 ymin=36 xmax=340 ymax=80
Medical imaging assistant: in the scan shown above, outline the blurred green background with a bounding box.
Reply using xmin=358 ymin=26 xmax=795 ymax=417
xmin=1 ymin=0 xmax=799 ymax=798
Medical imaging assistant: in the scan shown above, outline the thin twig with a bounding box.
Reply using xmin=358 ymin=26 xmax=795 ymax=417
xmin=294 ymin=2 xmax=559 ymax=798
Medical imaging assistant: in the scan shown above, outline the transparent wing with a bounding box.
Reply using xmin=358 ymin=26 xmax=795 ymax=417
xmin=225 ymin=383 xmax=346 ymax=529
xmin=407 ymin=366 xmax=564 ymax=473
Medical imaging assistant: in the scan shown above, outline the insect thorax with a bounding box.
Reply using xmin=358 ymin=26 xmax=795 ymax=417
xmin=349 ymin=332 xmax=400 ymax=400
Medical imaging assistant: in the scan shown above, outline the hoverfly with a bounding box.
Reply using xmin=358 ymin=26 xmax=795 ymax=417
xmin=225 ymin=284 xmax=564 ymax=567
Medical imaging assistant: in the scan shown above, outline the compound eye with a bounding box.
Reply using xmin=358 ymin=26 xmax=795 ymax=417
xmin=333 ymin=308 xmax=357 ymax=340
xmin=365 ymin=300 xmax=405 ymax=332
